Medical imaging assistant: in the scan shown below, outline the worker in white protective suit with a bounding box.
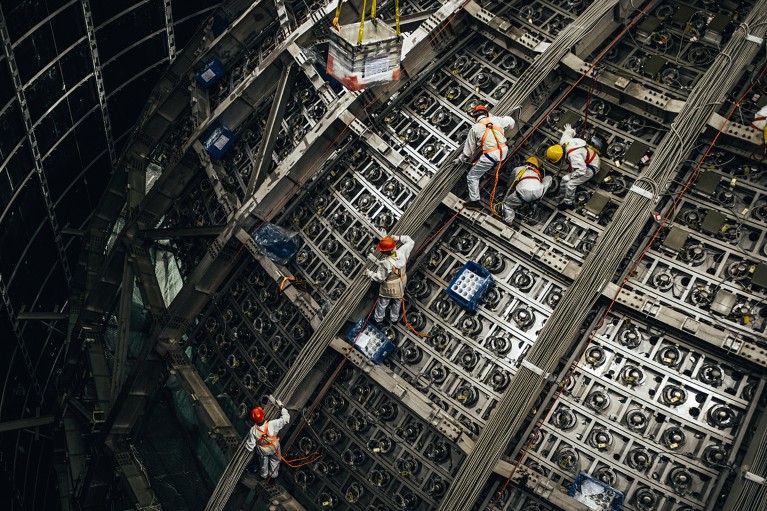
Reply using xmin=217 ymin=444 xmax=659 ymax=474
xmin=501 ymin=156 xmax=553 ymax=224
xmin=245 ymin=402 xmax=290 ymax=480
xmin=545 ymin=123 xmax=603 ymax=210
xmin=455 ymin=104 xmax=516 ymax=210
xmin=365 ymin=234 xmax=415 ymax=325
xmin=752 ymin=104 xmax=767 ymax=144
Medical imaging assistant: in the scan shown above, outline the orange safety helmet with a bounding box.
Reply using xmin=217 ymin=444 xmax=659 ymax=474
xmin=377 ymin=236 xmax=397 ymax=252
xmin=472 ymin=104 xmax=489 ymax=117
xmin=250 ymin=406 xmax=265 ymax=424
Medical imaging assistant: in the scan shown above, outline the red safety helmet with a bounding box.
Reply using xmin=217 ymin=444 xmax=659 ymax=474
xmin=472 ymin=104 xmax=489 ymax=117
xmin=377 ymin=236 xmax=396 ymax=252
xmin=250 ymin=406 xmax=265 ymax=424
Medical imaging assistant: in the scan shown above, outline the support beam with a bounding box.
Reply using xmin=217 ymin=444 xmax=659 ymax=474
xmin=162 ymin=0 xmax=176 ymax=63
xmin=0 ymin=5 xmax=72 ymax=284
xmin=80 ymin=0 xmax=117 ymax=167
xmin=111 ymin=259 xmax=134 ymax=403
xmin=0 ymin=415 xmax=54 ymax=433
xmin=0 ymin=274 xmax=44 ymax=403
xmin=140 ymin=225 xmax=226 ymax=239
xmin=246 ymin=62 xmax=296 ymax=197
xmin=16 ymin=311 xmax=68 ymax=321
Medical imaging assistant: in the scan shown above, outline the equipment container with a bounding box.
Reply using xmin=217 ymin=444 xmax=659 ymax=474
xmin=195 ymin=57 xmax=225 ymax=88
xmin=201 ymin=124 xmax=236 ymax=158
xmin=445 ymin=261 xmax=493 ymax=312
xmin=346 ymin=319 xmax=395 ymax=364
xmin=326 ymin=19 xmax=401 ymax=91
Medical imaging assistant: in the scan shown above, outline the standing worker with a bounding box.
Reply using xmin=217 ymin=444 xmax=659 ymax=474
xmin=545 ymin=123 xmax=603 ymax=210
xmin=365 ymin=234 xmax=415 ymax=325
xmin=501 ymin=156 xmax=553 ymax=224
xmin=752 ymin=104 xmax=767 ymax=144
xmin=245 ymin=401 xmax=290 ymax=481
xmin=455 ymin=104 xmax=516 ymax=210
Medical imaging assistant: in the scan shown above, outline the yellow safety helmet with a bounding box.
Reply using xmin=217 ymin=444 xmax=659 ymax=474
xmin=546 ymin=144 xmax=564 ymax=163
xmin=524 ymin=156 xmax=540 ymax=168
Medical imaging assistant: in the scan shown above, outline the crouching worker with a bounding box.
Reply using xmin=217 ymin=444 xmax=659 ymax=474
xmin=365 ymin=234 xmax=415 ymax=325
xmin=246 ymin=402 xmax=290 ymax=480
xmin=501 ymin=156 xmax=553 ymax=224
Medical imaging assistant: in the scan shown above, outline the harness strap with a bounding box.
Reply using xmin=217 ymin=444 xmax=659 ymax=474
xmin=565 ymin=144 xmax=597 ymax=171
xmin=479 ymin=118 xmax=506 ymax=155
xmin=255 ymin=422 xmax=280 ymax=447
xmin=752 ymin=116 xmax=766 ymax=130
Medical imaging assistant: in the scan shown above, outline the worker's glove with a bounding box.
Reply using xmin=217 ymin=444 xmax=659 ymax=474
xmin=365 ymin=269 xmax=376 ymax=279
xmin=277 ymin=400 xmax=284 ymax=408
xmin=563 ymin=123 xmax=572 ymax=133
xmin=390 ymin=235 xmax=401 ymax=242
xmin=366 ymin=253 xmax=378 ymax=264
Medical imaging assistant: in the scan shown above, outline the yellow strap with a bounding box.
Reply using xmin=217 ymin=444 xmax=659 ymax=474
xmin=395 ymin=0 xmax=400 ymax=35
xmin=358 ymin=0 xmax=367 ymax=44
xmin=371 ymin=0 xmax=376 ymax=18
xmin=332 ymin=0 xmax=343 ymax=30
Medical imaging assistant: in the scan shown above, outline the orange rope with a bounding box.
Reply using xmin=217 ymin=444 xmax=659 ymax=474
xmin=279 ymin=276 xmax=296 ymax=295
xmin=488 ymin=40 xmax=767 ymax=511
xmin=275 ymin=449 xmax=323 ymax=469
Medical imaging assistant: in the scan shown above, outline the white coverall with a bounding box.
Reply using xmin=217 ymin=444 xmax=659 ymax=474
xmin=502 ymin=164 xmax=553 ymax=223
xmin=459 ymin=114 xmax=516 ymax=201
xmin=365 ymin=235 xmax=415 ymax=323
xmin=752 ymin=104 xmax=767 ymax=143
xmin=559 ymin=125 xmax=600 ymax=205
xmin=245 ymin=407 xmax=290 ymax=478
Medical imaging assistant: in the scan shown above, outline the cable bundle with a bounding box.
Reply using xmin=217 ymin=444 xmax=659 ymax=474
xmin=438 ymin=1 xmax=767 ymax=509
xmin=204 ymin=0 xmax=654 ymax=508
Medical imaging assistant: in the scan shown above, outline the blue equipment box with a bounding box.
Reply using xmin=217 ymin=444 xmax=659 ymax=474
xmin=444 ymin=261 xmax=493 ymax=312
xmin=196 ymin=57 xmax=225 ymax=88
xmin=346 ymin=319 xmax=395 ymax=365
xmin=568 ymin=472 xmax=624 ymax=511
xmin=202 ymin=124 xmax=236 ymax=158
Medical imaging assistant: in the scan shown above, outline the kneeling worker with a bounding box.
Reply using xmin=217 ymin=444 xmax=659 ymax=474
xmin=501 ymin=156 xmax=552 ymax=224
xmin=366 ymin=234 xmax=415 ymax=325
xmin=246 ymin=402 xmax=290 ymax=480
xmin=545 ymin=123 xmax=602 ymax=210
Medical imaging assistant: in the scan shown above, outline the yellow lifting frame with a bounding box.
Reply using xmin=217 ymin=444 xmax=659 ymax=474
xmin=332 ymin=0 xmax=400 ymax=44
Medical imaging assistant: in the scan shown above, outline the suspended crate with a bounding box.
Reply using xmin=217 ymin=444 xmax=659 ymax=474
xmin=326 ymin=0 xmax=402 ymax=90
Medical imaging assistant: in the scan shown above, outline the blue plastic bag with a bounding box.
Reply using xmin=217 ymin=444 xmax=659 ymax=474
xmin=251 ymin=223 xmax=300 ymax=264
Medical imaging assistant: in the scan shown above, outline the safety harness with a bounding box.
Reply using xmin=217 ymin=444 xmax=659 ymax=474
xmin=477 ymin=117 xmax=507 ymax=163
xmin=510 ymin=164 xmax=544 ymax=202
xmin=565 ymin=143 xmax=599 ymax=172
xmin=380 ymin=260 xmax=406 ymax=299
xmin=254 ymin=422 xmax=280 ymax=455
xmin=514 ymin=165 xmax=542 ymax=184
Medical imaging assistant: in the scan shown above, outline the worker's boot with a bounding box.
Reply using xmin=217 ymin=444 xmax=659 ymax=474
xmin=464 ymin=200 xmax=483 ymax=211
xmin=557 ymin=201 xmax=573 ymax=211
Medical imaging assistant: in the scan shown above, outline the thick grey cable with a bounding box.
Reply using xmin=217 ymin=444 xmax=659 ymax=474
xmin=202 ymin=0 xmax=626 ymax=508
xmin=437 ymin=1 xmax=767 ymax=509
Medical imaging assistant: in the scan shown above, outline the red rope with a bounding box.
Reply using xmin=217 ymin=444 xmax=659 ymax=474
xmin=488 ymin=46 xmax=767 ymax=511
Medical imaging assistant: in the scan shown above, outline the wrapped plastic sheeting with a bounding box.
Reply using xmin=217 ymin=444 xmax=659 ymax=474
xmin=568 ymin=472 xmax=624 ymax=511
xmin=251 ymin=223 xmax=300 ymax=264
xmin=326 ymin=19 xmax=401 ymax=90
